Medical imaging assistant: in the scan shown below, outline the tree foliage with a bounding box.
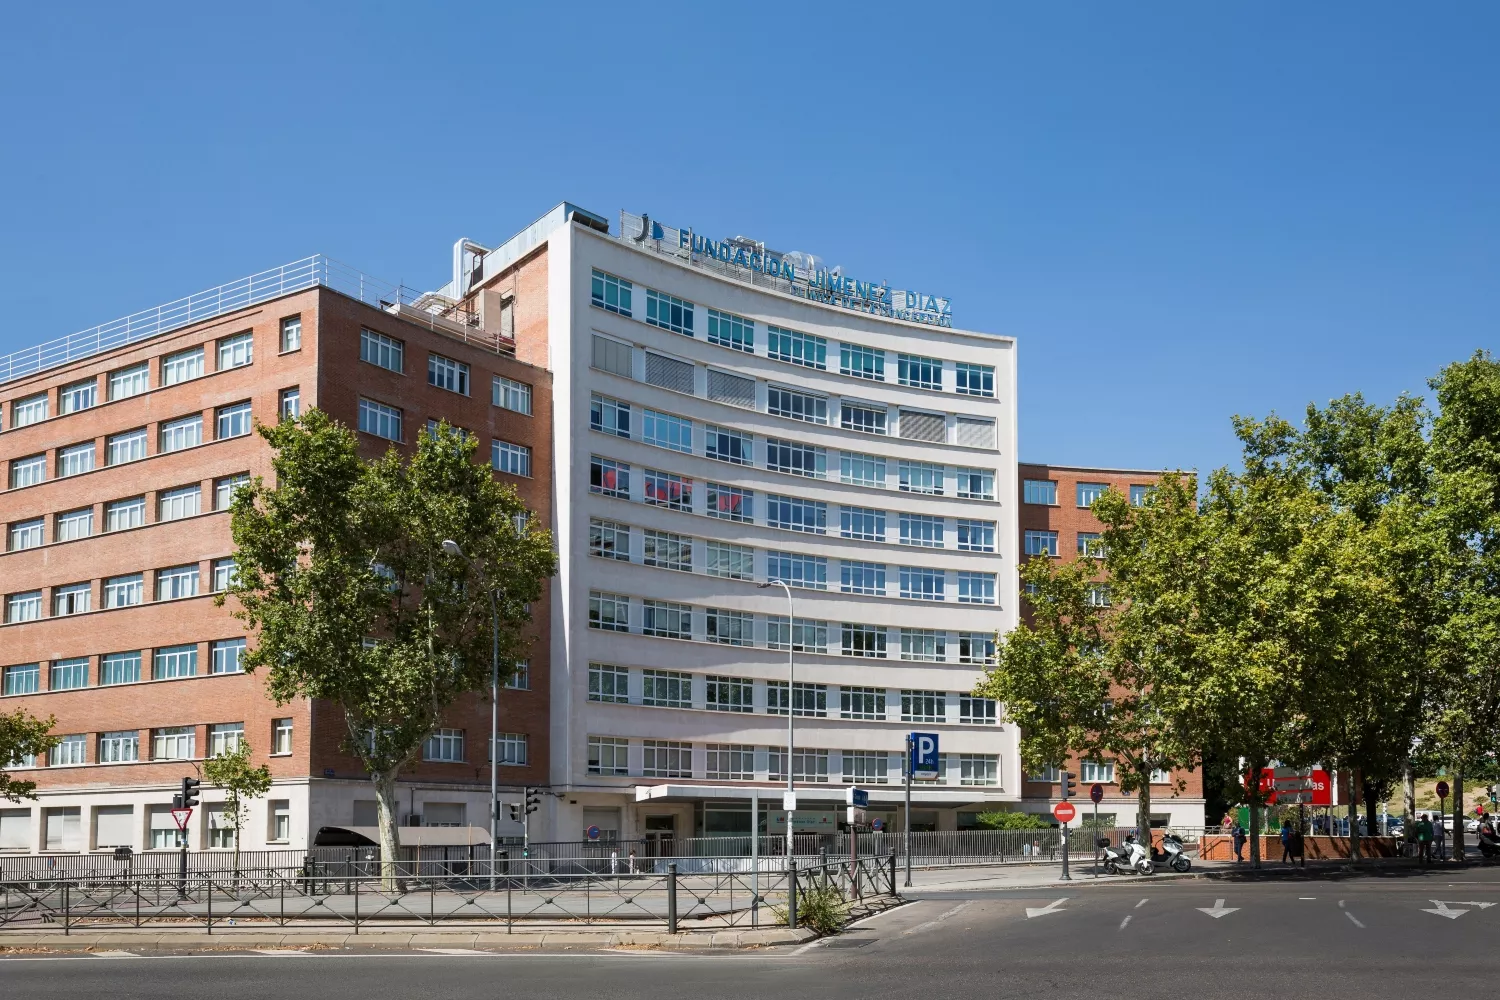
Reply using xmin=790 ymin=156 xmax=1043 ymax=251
xmin=0 ymin=709 xmax=58 ymax=802
xmin=203 ymin=738 xmax=272 ymax=876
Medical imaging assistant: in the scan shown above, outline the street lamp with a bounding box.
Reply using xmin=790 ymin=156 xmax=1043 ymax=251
xmin=759 ymin=579 xmax=795 ymax=864
xmin=442 ymin=539 xmax=500 ymax=890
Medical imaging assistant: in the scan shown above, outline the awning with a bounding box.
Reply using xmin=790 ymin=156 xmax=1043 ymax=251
xmin=633 ymin=784 xmax=1017 ymax=806
xmin=312 ymin=825 xmax=492 ymax=847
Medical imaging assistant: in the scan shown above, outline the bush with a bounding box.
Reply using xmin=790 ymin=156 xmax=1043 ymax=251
xmin=769 ymin=880 xmax=851 ymax=935
xmin=976 ymin=810 xmax=1051 ymax=830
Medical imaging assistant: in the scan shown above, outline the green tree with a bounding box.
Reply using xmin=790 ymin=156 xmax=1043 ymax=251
xmin=203 ymin=737 xmax=272 ymax=878
xmin=0 ymin=709 xmax=58 ymax=802
xmin=975 ymin=810 xmax=1051 ymax=830
xmin=223 ymin=409 xmax=556 ymax=886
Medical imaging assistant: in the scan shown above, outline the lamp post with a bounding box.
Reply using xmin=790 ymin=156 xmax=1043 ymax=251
xmin=442 ymin=539 xmax=500 ymax=891
xmin=759 ymin=579 xmax=795 ymax=864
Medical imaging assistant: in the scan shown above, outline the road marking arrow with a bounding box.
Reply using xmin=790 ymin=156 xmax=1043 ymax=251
xmin=1422 ymin=900 xmax=1495 ymax=918
xmin=1437 ymin=900 xmax=1495 ymax=908
xmin=1197 ymin=898 xmax=1239 ymax=919
xmin=1025 ymin=898 xmax=1068 ymax=918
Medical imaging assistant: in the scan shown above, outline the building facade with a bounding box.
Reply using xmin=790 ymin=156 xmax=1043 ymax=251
xmin=0 ymin=276 xmax=552 ymax=855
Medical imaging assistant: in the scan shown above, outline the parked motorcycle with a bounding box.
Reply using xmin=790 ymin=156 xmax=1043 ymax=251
xmin=1098 ymin=835 xmax=1155 ymax=875
xmin=1151 ymin=833 xmax=1191 ymax=873
xmin=1476 ymin=823 xmax=1500 ymax=859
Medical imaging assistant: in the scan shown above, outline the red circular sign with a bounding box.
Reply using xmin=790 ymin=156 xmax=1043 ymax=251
xmin=1053 ymin=801 xmax=1077 ymax=824
xmin=1437 ymin=781 xmax=1450 ymax=799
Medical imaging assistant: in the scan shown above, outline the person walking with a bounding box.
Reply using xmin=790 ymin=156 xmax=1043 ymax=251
xmin=1280 ymin=820 xmax=1294 ymax=864
xmin=1435 ymin=815 xmax=1448 ymax=861
xmin=1231 ymin=822 xmax=1247 ymax=863
xmin=1417 ymin=813 xmax=1434 ymax=864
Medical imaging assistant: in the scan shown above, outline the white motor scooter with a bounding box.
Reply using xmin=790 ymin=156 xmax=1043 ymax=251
xmin=1098 ymin=835 xmax=1155 ymax=875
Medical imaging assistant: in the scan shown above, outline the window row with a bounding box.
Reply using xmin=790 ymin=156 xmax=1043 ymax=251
xmin=1022 ymin=479 xmax=1156 ymax=508
xmin=420 ymin=729 xmax=531 ymax=765
xmin=7 ymin=717 xmax=293 ymax=769
xmin=4 ymin=557 xmax=238 ymax=624
xmin=1022 ymin=529 xmax=1109 ymax=559
xmin=356 ymin=328 xmax=533 ymax=415
xmin=355 ymin=397 xmax=533 ymax=477
xmin=2 ymin=640 xmax=248 ymax=695
xmin=0 ymin=798 xmax=296 ymax=850
xmin=586 ymin=736 xmax=1001 ymax=785
xmin=4 ymin=474 xmax=249 ymax=552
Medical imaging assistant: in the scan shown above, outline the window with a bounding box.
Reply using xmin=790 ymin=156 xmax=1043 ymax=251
xmin=157 ymin=564 xmax=200 ymax=601
xmin=104 ymin=574 xmax=144 ymax=608
xmin=840 ymin=401 xmax=888 ymax=435
xmin=587 ymin=736 xmax=630 ymax=776
xmin=841 ymin=622 xmax=887 ymax=658
xmin=642 ymin=669 xmax=692 ymax=708
xmin=271 ymin=718 xmax=293 ymax=755
xmin=840 ymin=686 xmax=887 ymax=721
xmin=770 ymin=747 xmax=830 ymax=783
xmin=767 ymin=326 xmax=826 ymax=369
xmin=1077 ymin=532 xmax=1104 ymax=557
xmin=8 ymin=518 xmax=42 ymax=551
xmin=1023 ymin=479 xmax=1058 ymax=505
xmin=955 ymin=362 xmax=995 ymax=397
xmin=766 ymin=438 xmax=825 ymax=478
xmin=153 ymin=644 xmax=197 ymax=679
xmin=706 ymin=744 xmax=755 ymax=780
xmin=591 ymin=269 xmax=633 ymax=316
xmin=1077 ymin=482 xmax=1108 ymax=508
xmin=10 ymin=454 xmax=45 ymax=488
xmin=956 ymin=415 xmax=997 ymax=450
xmin=647 ymin=351 xmax=691 ymax=396
xmin=279 ymin=388 xmax=300 ymax=420
xmin=902 ymin=689 xmax=945 ymax=723
xmin=212 ymin=332 xmax=253 ymax=371
xmin=898 ymin=353 xmax=943 ymax=390
xmin=13 ymin=393 xmax=48 ymax=427
xmin=705 ymin=424 xmax=752 ymax=465
xmin=1130 ymin=484 xmax=1155 ymax=506
xmin=1087 ymin=586 xmax=1112 ymax=608
xmin=705 ymin=607 xmax=754 ymax=646
xmin=1028 ymin=766 xmax=1061 ymax=784
xmin=589 ymin=592 xmax=629 ymax=632
xmin=642 ymin=600 xmax=692 ymax=639
xmin=706 ymin=676 xmax=753 ymax=712
xmin=643 ymin=409 xmax=692 ymax=453
xmin=153 ymin=726 xmax=195 ymax=761
xmin=589 ymin=394 xmax=631 ymax=438
xmin=840 ymin=451 xmax=886 ymax=488
xmin=706 ymin=540 xmax=753 ymax=580
xmin=900 ymin=629 xmax=947 ymax=662
xmin=643 ymin=469 xmax=691 ymax=510
xmin=358 ymin=398 xmax=402 ymax=441
xmin=492 ymin=440 xmax=532 ymax=477
xmin=898 ymin=410 xmax=946 ymax=445
xmin=58 ymin=442 xmax=95 ymax=477
xmin=427 ymin=353 xmax=470 ymax=395
xmin=359 ymin=329 xmax=404 ymax=372
xmin=158 ymin=485 xmax=201 ymax=522
xmin=960 ymin=696 xmax=997 ymax=725
xmin=214 ymin=401 xmax=252 ymax=440
xmin=957 ymin=519 xmax=996 ymax=552
xmin=1150 ymin=768 xmax=1172 ymax=784
xmin=642 ymin=739 xmax=692 ymax=778
xmin=106 ymin=428 xmax=147 ymax=466
xmin=2 ymin=664 xmax=39 ymax=695
xmin=706 ymin=482 xmax=753 ymax=522
xmin=899 ymin=460 xmax=944 ymax=495
xmin=269 ymin=799 xmax=291 ymax=842
xmin=768 ymin=681 xmax=828 ymax=717
xmin=6 ymin=592 xmax=41 ymax=623
xmin=211 ymin=638 xmax=246 ymax=674
xmin=645 ymin=288 xmax=694 ymax=335
xmin=159 ymin=414 xmax=203 ymax=453
xmin=99 ymin=731 xmax=139 ymax=763
xmin=109 ymin=363 xmax=150 ymax=400
xmin=506 ymin=660 xmax=530 ymax=690
xmin=843 ymin=751 xmax=890 ymax=784
xmin=492 ymin=732 xmax=528 ymax=766
xmin=214 ymin=474 xmax=250 ymax=510
xmin=59 ymin=379 xmax=97 ymax=414
xmin=960 ymin=754 xmax=999 ymax=786
xmin=590 ymin=456 xmax=630 ymax=498
xmin=900 ymin=513 xmax=944 ymax=548
xmin=50 ymin=734 xmax=86 ymax=767
xmin=1024 ymin=530 xmax=1059 ymax=557
xmin=957 ymin=571 xmax=997 ymax=605
xmin=767 ymin=385 xmax=828 ymax=424
xmin=767 ymin=551 xmax=828 ymax=590
xmin=959 ymin=632 xmax=996 ymax=665
xmin=592 ymin=335 xmax=634 ymax=377
xmin=53 ymin=583 xmax=91 ymax=616
xmin=706 ymin=308 xmax=753 ymax=352
xmin=162 ymin=347 xmax=205 ymax=385
xmin=766 ymin=494 xmax=826 ymax=534
xmin=767 ymin=616 xmax=828 ymax=653
xmin=1081 ymin=760 xmax=1115 ymax=783
xmin=706 ymin=368 xmax=756 ymax=408
xmin=589 ymin=518 xmax=631 ymax=561
xmin=900 ymin=566 xmax=945 ymax=601
xmin=424 ymin=729 xmax=465 ymax=762
xmin=100 ymin=651 xmax=141 ymax=686
xmin=493 ymin=376 xmax=532 ymax=414
xmin=839 ymin=343 xmax=885 ymax=381
xmin=588 ymin=663 xmax=630 ymax=703
xmin=209 ymin=722 xmax=245 ymax=757
xmin=279 ymin=315 xmax=302 ymax=352
xmin=840 ymin=560 xmax=886 ymax=596
xmin=643 ymin=529 xmax=692 ymax=572
xmin=840 ymin=506 xmax=886 ymax=541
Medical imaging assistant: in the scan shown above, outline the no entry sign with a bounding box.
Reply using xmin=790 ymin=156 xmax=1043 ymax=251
xmin=1053 ymin=801 xmax=1077 ymax=824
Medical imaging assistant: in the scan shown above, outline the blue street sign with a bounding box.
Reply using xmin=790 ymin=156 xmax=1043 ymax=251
xmin=909 ymin=732 xmax=940 ymax=778
xmin=847 ymin=787 xmax=869 ymax=808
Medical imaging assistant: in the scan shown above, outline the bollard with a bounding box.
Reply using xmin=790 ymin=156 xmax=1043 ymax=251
xmin=820 ymin=847 xmax=828 ymax=890
xmin=888 ymin=853 xmax=897 ymax=895
xmin=787 ymin=858 xmax=798 ymax=930
xmin=666 ymin=863 xmax=678 ymax=934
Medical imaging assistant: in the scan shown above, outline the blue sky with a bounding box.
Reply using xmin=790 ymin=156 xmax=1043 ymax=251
xmin=1 ymin=3 xmax=1494 ymax=473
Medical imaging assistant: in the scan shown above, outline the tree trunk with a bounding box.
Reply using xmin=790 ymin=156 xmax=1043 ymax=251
xmin=1137 ymin=780 xmax=1153 ymax=852
xmin=1453 ymin=773 xmax=1465 ymax=862
xmin=1346 ymin=770 xmax=1361 ymax=862
xmin=1248 ymin=762 xmax=1263 ymax=869
xmin=373 ymin=769 xmax=404 ymax=892
xmin=231 ymin=795 xmax=242 ymax=882
xmin=1403 ymin=767 xmax=1416 ymax=826
xmin=1362 ymin=777 xmax=1380 ymax=841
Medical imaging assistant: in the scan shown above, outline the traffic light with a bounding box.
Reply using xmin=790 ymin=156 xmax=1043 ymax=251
xmin=525 ymin=787 xmax=541 ymax=815
xmin=180 ymin=776 xmax=201 ymax=809
xmin=508 ymin=803 xmax=521 ymax=823
xmin=1061 ymin=771 xmax=1077 ymax=799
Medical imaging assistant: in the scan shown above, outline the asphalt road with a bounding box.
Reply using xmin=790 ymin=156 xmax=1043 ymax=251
xmin=5 ymin=866 xmax=1499 ymax=998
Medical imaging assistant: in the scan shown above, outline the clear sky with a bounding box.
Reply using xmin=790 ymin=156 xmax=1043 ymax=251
xmin=1 ymin=3 xmax=1494 ymax=474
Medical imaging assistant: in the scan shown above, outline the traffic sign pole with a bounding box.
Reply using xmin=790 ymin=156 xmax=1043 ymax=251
xmin=903 ymin=734 xmax=912 ymax=888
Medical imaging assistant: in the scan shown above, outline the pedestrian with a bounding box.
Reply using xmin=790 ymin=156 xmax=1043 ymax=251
xmin=1417 ymin=813 xmax=1433 ymax=864
xmin=1280 ymin=821 xmax=1294 ymax=864
xmin=1435 ymin=815 xmax=1447 ymax=861
xmin=1031 ymin=839 xmax=1041 ymax=862
xmin=1291 ymin=826 xmax=1306 ymax=867
xmin=1231 ymin=822 xmax=1246 ymax=862
xmin=610 ymin=849 xmax=619 ymax=875
xmin=627 ymin=848 xmax=637 ymax=874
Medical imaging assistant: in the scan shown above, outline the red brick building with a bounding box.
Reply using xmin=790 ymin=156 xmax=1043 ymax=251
xmin=1014 ymin=463 xmax=1205 ymax=829
xmin=0 ymin=265 xmax=551 ymax=854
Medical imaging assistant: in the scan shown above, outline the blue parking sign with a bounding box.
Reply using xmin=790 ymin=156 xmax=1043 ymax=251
xmin=909 ymin=732 xmax=939 ymax=779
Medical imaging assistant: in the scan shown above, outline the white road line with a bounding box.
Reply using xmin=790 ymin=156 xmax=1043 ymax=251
xmin=1299 ymin=897 xmax=1316 ymax=900
xmin=1135 ymin=898 xmax=1149 ymax=909
xmin=90 ymin=951 xmax=139 ymax=958
xmin=252 ymin=949 xmax=311 ymax=956
xmin=1118 ymin=915 xmax=1132 ymax=930
xmin=416 ymin=948 xmax=491 ymax=956
xmin=901 ymin=900 xmax=974 ymax=936
xmin=1345 ymin=911 xmax=1366 ymax=928
xmin=1338 ymin=900 xmax=1346 ymax=909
